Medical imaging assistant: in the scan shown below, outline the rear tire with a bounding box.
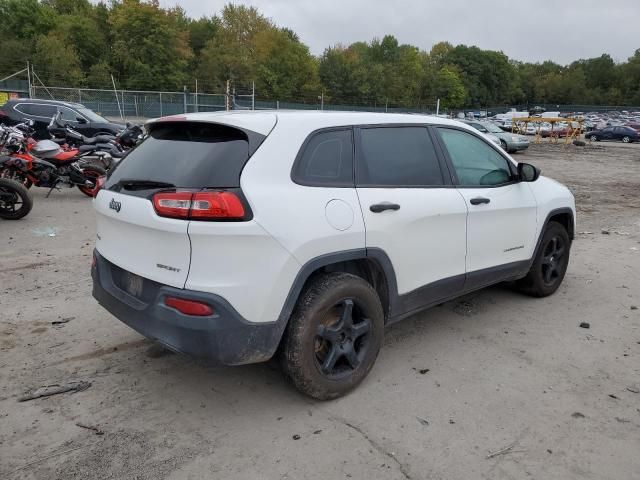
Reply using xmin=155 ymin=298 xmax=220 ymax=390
xmin=280 ymin=272 xmax=384 ymax=400
xmin=622 ymin=136 xmax=631 ymax=143
xmin=0 ymin=178 xmax=33 ymax=220
xmin=516 ymin=222 xmax=570 ymax=297
xmin=499 ymin=139 xmax=507 ymax=151
xmin=77 ymin=165 xmax=106 ymax=197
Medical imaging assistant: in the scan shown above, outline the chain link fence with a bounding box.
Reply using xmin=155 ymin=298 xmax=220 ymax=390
xmin=31 ymin=86 xmax=227 ymax=121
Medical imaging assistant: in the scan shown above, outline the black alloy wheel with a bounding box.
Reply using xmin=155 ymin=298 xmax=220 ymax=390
xmin=314 ymin=299 xmax=372 ymax=378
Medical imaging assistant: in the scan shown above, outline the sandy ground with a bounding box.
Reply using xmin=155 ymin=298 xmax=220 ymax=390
xmin=1 ymin=141 xmax=639 ymax=480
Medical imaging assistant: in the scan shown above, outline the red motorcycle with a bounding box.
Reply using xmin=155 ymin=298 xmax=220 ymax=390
xmin=0 ymin=125 xmax=105 ymax=197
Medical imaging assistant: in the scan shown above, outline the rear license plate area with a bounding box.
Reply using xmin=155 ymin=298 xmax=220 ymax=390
xmin=122 ymin=272 xmax=144 ymax=298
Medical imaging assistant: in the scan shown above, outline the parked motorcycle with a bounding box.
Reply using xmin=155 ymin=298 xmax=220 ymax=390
xmin=0 ymin=126 xmax=105 ymax=197
xmin=47 ymin=112 xmax=144 ymax=160
xmin=0 ymin=177 xmax=33 ymax=220
xmin=47 ymin=113 xmax=124 ymax=168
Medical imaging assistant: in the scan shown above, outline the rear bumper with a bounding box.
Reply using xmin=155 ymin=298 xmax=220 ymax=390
xmin=91 ymin=250 xmax=284 ymax=365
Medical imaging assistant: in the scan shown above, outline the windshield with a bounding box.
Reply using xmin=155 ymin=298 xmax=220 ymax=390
xmin=482 ymin=122 xmax=504 ymax=134
xmin=76 ymin=107 xmax=108 ymax=123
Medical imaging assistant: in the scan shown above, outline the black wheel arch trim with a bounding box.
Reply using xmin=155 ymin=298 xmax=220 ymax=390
xmin=529 ymin=207 xmax=575 ymax=269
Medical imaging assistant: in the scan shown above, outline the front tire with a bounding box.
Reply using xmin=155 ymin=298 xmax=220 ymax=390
xmin=500 ymin=139 xmax=507 ymax=151
xmin=280 ymin=272 xmax=384 ymax=400
xmin=622 ymin=136 xmax=631 ymax=143
xmin=0 ymin=178 xmax=33 ymax=220
xmin=517 ymin=222 xmax=571 ymax=297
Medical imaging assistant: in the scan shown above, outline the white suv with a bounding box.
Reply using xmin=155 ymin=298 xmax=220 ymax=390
xmin=92 ymin=111 xmax=575 ymax=399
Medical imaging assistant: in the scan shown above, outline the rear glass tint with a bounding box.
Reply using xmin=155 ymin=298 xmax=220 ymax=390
xmin=292 ymin=129 xmax=354 ymax=186
xmin=106 ymin=122 xmax=255 ymax=189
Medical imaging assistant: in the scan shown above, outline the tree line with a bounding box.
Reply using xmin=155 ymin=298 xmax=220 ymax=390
xmin=1 ymin=0 xmax=639 ymax=109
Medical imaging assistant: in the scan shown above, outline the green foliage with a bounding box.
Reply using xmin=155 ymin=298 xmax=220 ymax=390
xmin=109 ymin=0 xmax=192 ymax=91
xmin=1 ymin=0 xmax=638 ymax=107
xmin=32 ymin=30 xmax=84 ymax=85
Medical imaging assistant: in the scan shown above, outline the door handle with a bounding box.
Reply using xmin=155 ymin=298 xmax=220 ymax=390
xmin=470 ymin=197 xmax=491 ymax=205
xmin=370 ymin=203 xmax=401 ymax=213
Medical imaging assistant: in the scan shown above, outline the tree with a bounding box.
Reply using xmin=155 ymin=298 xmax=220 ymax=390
xmin=109 ymin=0 xmax=192 ymax=90
xmin=32 ymin=30 xmax=84 ymax=85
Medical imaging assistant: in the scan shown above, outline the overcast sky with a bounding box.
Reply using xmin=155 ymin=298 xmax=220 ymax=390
xmin=155 ymin=0 xmax=638 ymax=65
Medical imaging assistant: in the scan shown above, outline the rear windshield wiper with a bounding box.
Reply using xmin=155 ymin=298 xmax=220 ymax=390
xmin=116 ymin=179 xmax=176 ymax=190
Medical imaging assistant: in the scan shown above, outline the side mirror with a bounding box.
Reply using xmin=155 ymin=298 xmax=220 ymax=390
xmin=518 ymin=162 xmax=541 ymax=182
xmin=76 ymin=117 xmax=87 ymax=124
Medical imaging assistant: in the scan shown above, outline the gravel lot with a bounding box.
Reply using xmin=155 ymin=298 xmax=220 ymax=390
xmin=1 ymin=141 xmax=639 ymax=480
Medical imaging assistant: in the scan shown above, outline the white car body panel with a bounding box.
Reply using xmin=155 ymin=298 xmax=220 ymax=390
xmin=456 ymin=183 xmax=538 ymax=272
xmin=95 ymin=111 xmax=576 ymax=328
xmin=357 ymin=188 xmax=468 ymax=294
xmin=94 ymin=191 xmax=190 ymax=288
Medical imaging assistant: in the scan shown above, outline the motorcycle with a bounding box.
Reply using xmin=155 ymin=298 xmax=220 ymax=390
xmin=0 ymin=177 xmax=32 ymax=220
xmin=47 ymin=113 xmax=124 ymax=169
xmin=47 ymin=112 xmax=144 ymax=161
xmin=0 ymin=125 xmax=105 ymax=197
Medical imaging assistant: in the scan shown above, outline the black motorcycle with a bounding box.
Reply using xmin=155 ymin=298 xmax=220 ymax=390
xmin=0 ymin=177 xmax=32 ymax=220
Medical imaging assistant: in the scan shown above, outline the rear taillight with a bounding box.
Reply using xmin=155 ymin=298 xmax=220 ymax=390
xmin=152 ymin=191 xmax=246 ymax=220
xmin=93 ymin=176 xmax=106 ymax=197
xmin=152 ymin=191 xmax=193 ymax=218
xmin=164 ymin=296 xmax=213 ymax=316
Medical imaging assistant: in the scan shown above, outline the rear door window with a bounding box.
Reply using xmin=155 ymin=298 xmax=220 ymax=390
xmin=292 ymin=129 xmax=353 ymax=186
xmin=356 ymin=127 xmax=444 ymax=187
xmin=106 ymin=122 xmax=262 ymax=190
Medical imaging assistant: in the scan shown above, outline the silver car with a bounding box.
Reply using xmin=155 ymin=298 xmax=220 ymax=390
xmin=463 ymin=120 xmax=529 ymax=153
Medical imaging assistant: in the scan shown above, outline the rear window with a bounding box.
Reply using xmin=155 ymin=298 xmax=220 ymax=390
xmin=106 ymin=122 xmax=256 ymax=189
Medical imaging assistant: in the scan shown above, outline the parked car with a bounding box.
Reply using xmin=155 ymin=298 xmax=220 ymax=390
xmin=92 ymin=111 xmax=575 ymax=399
xmin=0 ymin=98 xmax=123 ymax=139
xmin=540 ymin=124 xmax=572 ymax=138
xmin=586 ymin=126 xmax=639 ymax=143
xmin=462 ymin=120 xmax=529 ymax=153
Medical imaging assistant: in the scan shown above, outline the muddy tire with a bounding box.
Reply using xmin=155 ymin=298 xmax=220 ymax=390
xmin=516 ymin=222 xmax=571 ymax=297
xmin=0 ymin=178 xmax=33 ymax=220
xmin=280 ymin=272 xmax=384 ymax=400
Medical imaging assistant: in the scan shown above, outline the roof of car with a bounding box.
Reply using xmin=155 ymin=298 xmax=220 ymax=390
xmin=8 ymin=98 xmax=85 ymax=108
xmin=147 ymin=110 xmax=468 ymax=136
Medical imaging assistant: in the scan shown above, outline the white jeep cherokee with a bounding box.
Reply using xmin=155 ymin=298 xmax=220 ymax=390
xmin=92 ymin=111 xmax=575 ymax=399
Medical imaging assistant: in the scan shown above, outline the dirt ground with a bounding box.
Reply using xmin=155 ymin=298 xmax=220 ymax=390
xmin=1 ymin=141 xmax=639 ymax=480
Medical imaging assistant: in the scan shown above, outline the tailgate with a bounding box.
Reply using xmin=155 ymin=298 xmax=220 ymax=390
xmin=94 ymin=190 xmax=190 ymax=288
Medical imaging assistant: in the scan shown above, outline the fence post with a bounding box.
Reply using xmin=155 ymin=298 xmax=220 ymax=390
xmin=183 ymin=85 xmax=187 ymax=113
xmin=195 ymin=79 xmax=198 ymax=113
xmin=252 ymin=81 xmax=255 ymax=110
xmin=276 ymin=100 xmax=279 ymax=110
xmin=159 ymin=92 xmax=163 ymax=117
xmin=78 ymin=89 xmax=82 ymax=103
xmin=26 ymin=61 xmax=31 ymax=98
